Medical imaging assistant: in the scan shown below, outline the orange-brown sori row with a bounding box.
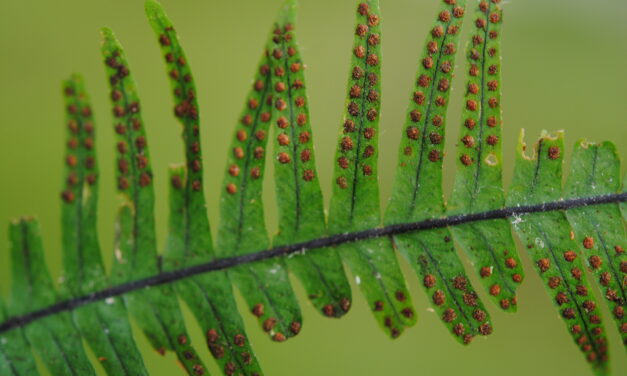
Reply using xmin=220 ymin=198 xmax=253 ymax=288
xmin=61 ymin=80 xmax=97 ymax=204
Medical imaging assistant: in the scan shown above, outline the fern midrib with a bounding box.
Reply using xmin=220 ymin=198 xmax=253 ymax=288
xmin=470 ymin=222 xmax=516 ymax=295
xmin=248 ymin=265 xmax=290 ymax=333
xmin=584 ymin=147 xmax=626 ymax=300
xmin=234 ymin=70 xmax=272 ymax=249
xmin=68 ymin=88 xmax=88 ymax=288
xmin=418 ymin=238 xmax=476 ymax=331
xmin=408 ymin=18 xmax=455 ymax=217
xmin=1 ymin=193 xmax=625 ymax=334
xmin=469 ymin=3 xmax=494 ymax=211
xmin=190 ymin=278 xmax=248 ymax=371
xmin=356 ymin=239 xmax=405 ymax=327
xmin=348 ymin=33 xmax=376 ymax=223
xmin=280 ymin=31 xmax=303 ymax=233
xmin=45 ymin=322 xmax=79 ymax=376
xmin=533 ymin=224 xmax=603 ymax=361
xmin=92 ymin=304 xmax=131 ymax=375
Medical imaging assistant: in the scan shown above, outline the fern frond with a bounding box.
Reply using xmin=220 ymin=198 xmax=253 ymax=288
xmin=385 ymin=0 xmax=492 ymax=344
xmin=145 ymin=1 xmax=265 ymax=373
xmin=447 ymin=0 xmax=524 ymax=312
xmin=61 ymin=75 xmax=148 ymax=375
xmin=507 ymin=131 xmax=609 ymax=375
xmin=9 ymin=218 xmax=95 ymax=375
xmin=101 ymin=28 xmax=206 ymax=375
xmin=328 ymin=0 xmax=415 ymax=338
xmin=216 ymin=1 xmax=302 ymax=342
xmin=564 ymin=140 xmax=626 ymax=347
xmin=268 ymin=0 xmax=354 ymax=320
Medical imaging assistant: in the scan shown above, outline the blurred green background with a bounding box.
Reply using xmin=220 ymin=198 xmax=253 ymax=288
xmin=1 ymin=0 xmax=626 ymax=375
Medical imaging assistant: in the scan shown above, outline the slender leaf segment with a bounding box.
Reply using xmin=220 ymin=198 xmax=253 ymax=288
xmin=328 ymin=0 xmax=416 ymax=338
xmin=268 ymin=0 xmax=353 ymax=318
xmin=507 ymin=132 xmax=609 ymax=374
xmin=61 ymin=75 xmax=148 ymax=375
xmin=564 ymin=141 xmax=626 ymax=348
xmin=101 ymin=28 xmax=206 ymax=375
xmin=9 ymin=219 xmax=95 ymax=375
xmin=448 ymin=0 xmax=524 ymax=311
xmin=385 ymin=0 xmax=493 ymax=344
xmin=216 ymin=0 xmax=303 ymax=342
xmin=0 ymin=298 xmax=38 ymax=376
xmin=145 ymin=2 xmax=265 ymax=373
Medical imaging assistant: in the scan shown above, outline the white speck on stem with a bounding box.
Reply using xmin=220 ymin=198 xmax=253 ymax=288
xmin=355 ymin=276 xmax=361 ymax=285
xmin=105 ymin=298 xmax=115 ymax=305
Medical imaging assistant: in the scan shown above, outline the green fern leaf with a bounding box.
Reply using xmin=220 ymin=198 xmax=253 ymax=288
xmin=145 ymin=2 xmax=264 ymax=374
xmin=61 ymin=75 xmax=148 ymax=375
xmin=385 ymin=0 xmax=493 ymax=343
xmin=101 ymin=28 xmax=206 ymax=375
xmin=268 ymin=0 xmax=353 ymax=318
xmin=447 ymin=0 xmax=524 ymax=312
xmin=328 ymin=0 xmax=415 ymax=338
xmin=0 ymin=298 xmax=38 ymax=376
xmin=9 ymin=219 xmax=95 ymax=375
xmin=216 ymin=1 xmax=302 ymax=342
xmin=564 ymin=140 xmax=626 ymax=347
xmin=507 ymin=131 xmax=609 ymax=375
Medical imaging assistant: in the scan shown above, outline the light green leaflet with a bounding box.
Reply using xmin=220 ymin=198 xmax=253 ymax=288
xmin=146 ymin=1 xmax=264 ymax=373
xmin=269 ymin=0 xmax=352 ymax=318
xmin=447 ymin=0 xmax=523 ymax=311
xmin=101 ymin=28 xmax=206 ymax=375
xmin=9 ymin=219 xmax=95 ymax=375
xmin=328 ymin=0 xmax=415 ymax=338
xmin=564 ymin=140 xmax=626 ymax=348
xmin=507 ymin=131 xmax=609 ymax=375
xmin=60 ymin=75 xmax=147 ymax=375
xmin=385 ymin=0 xmax=492 ymax=344
xmin=0 ymin=298 xmax=38 ymax=376
xmin=216 ymin=1 xmax=302 ymax=342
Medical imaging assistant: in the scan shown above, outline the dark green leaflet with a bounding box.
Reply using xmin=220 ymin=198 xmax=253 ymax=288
xmin=8 ymin=219 xmax=95 ymax=375
xmin=101 ymin=28 xmax=206 ymax=375
xmin=0 ymin=298 xmax=38 ymax=376
xmin=447 ymin=1 xmax=523 ymax=311
xmin=268 ymin=0 xmax=352 ymax=318
xmin=564 ymin=140 xmax=626 ymax=347
xmin=385 ymin=0 xmax=492 ymax=344
xmin=60 ymin=75 xmax=147 ymax=375
xmin=507 ymin=132 xmax=609 ymax=375
xmin=145 ymin=2 xmax=264 ymax=374
xmin=216 ymin=1 xmax=302 ymax=342
xmin=328 ymin=0 xmax=415 ymax=338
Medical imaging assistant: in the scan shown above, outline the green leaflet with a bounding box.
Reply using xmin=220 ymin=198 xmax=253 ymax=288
xmin=8 ymin=219 xmax=95 ymax=375
xmin=0 ymin=298 xmax=38 ymax=376
xmin=447 ymin=1 xmax=523 ymax=311
xmin=216 ymin=1 xmax=302 ymax=342
xmin=269 ymin=0 xmax=352 ymax=318
xmin=61 ymin=75 xmax=147 ymax=376
xmin=101 ymin=28 xmax=206 ymax=375
xmin=564 ymin=140 xmax=626 ymax=348
xmin=385 ymin=0 xmax=492 ymax=344
xmin=507 ymin=131 xmax=609 ymax=375
xmin=146 ymin=1 xmax=264 ymax=373
xmin=328 ymin=0 xmax=415 ymax=338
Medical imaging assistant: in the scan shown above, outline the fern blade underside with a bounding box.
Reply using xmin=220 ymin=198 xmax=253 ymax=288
xmin=507 ymin=132 xmax=610 ymax=375
xmin=61 ymin=75 xmax=148 ymax=375
xmin=564 ymin=141 xmax=626 ymax=348
xmin=384 ymin=0 xmax=493 ymax=344
xmin=447 ymin=0 xmax=524 ymax=312
xmin=101 ymin=27 xmax=207 ymax=375
xmin=145 ymin=2 xmax=265 ymax=374
xmin=0 ymin=1 xmax=625 ymax=375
